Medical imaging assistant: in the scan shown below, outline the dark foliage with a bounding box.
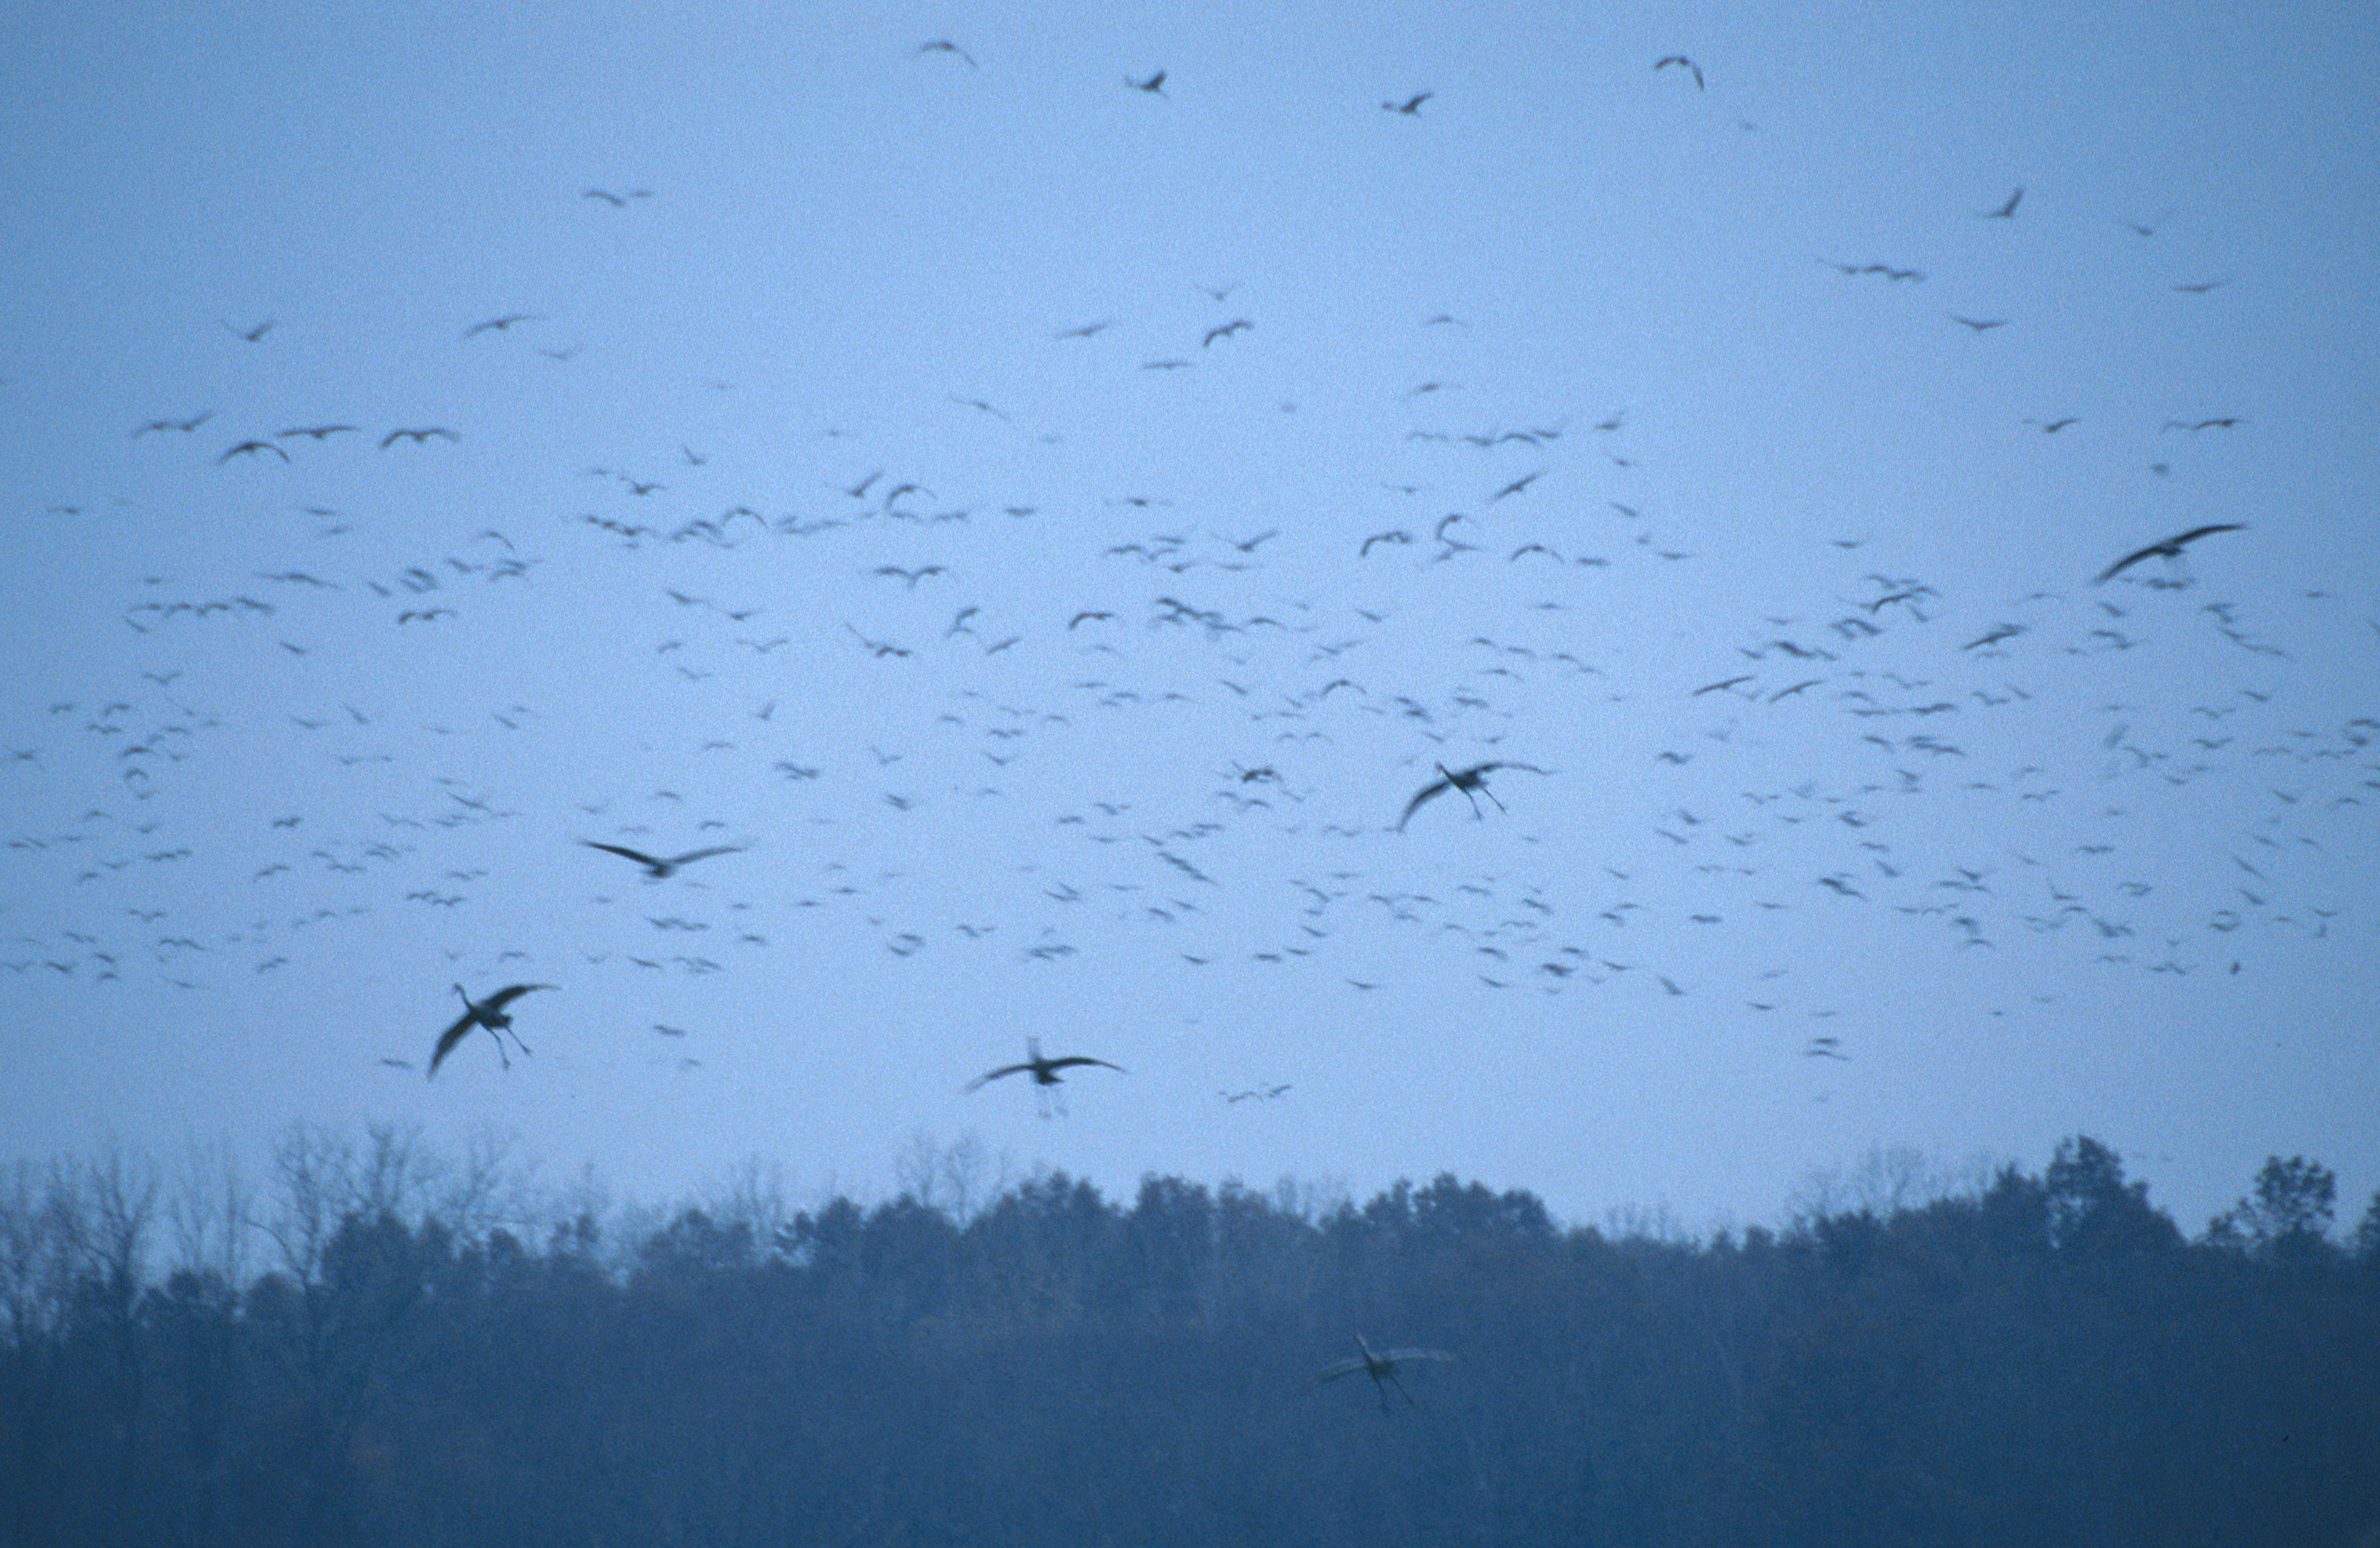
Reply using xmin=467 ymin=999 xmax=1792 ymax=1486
xmin=0 ymin=1137 xmax=2374 ymax=1546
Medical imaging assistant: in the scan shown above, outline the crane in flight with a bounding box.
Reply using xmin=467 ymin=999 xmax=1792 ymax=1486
xmin=967 ymin=1037 xmax=1123 ymax=1115
xmin=1319 ymin=1334 xmax=1457 ymax=1412
xmin=428 ymin=984 xmax=553 ymax=1078
xmin=1395 ymin=762 xmax=1550 ymax=831
xmin=2094 ymin=523 xmax=2245 ymax=584
xmin=580 ymin=841 xmax=743 ymax=879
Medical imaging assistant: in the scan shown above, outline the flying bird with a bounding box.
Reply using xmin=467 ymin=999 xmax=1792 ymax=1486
xmin=1978 ymin=186 xmax=2023 ymax=218
xmin=580 ymin=841 xmax=744 ymax=878
xmin=1383 ymin=92 xmax=1431 ymax=114
xmin=217 ymin=439 xmax=290 ymax=464
xmin=1202 ymin=319 xmax=1252 ymax=347
xmin=223 ymin=317 xmax=275 ymax=342
xmin=914 ymin=39 xmax=976 ymax=66
xmin=1128 ymin=69 xmax=1166 ymax=94
xmin=428 ymin=984 xmax=553 ymax=1078
xmin=1396 ymin=761 xmax=1549 ymax=831
xmin=967 ymin=1038 xmax=1124 ymax=1114
xmin=2093 ymin=524 xmax=2246 ymax=584
xmin=133 ymin=410 xmax=213 ymax=437
xmin=1654 ymin=56 xmax=1704 ymax=88
xmin=1948 ymin=315 xmax=2009 ymax=332
xmin=1319 ymin=1334 xmax=1457 ymax=1413
xmin=463 ymin=313 xmax=537 ymax=337
xmin=381 ymin=427 xmax=460 ymax=447
xmin=582 ymin=187 xmax=652 ymax=206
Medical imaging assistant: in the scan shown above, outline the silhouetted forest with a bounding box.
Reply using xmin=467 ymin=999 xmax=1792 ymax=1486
xmin=1 ymin=1131 xmax=2375 ymax=1547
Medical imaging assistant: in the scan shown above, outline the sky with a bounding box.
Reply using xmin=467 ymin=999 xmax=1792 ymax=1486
xmin=2 ymin=0 xmax=2375 ymax=1238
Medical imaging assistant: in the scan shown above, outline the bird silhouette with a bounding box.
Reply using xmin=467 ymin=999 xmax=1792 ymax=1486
xmin=381 ymin=427 xmax=460 ymax=448
xmin=428 ymin=984 xmax=553 ymax=1078
xmin=968 ymin=1037 xmax=1124 ymax=1114
xmin=463 ymin=313 xmax=537 ymax=337
xmin=1319 ymin=1334 xmax=1457 ymax=1412
xmin=1129 ymin=69 xmax=1166 ymax=94
xmin=1383 ymin=92 xmax=1431 ymax=114
xmin=133 ymin=410 xmax=213 ymax=437
xmin=914 ymin=39 xmax=976 ymax=66
xmin=1978 ymin=186 xmax=2023 ymax=218
xmin=580 ymin=841 xmax=744 ymax=878
xmin=1396 ymin=762 xmax=1548 ymax=830
xmin=1654 ymin=55 xmax=1704 ymax=88
xmin=217 ymin=440 xmax=290 ymax=464
xmin=2093 ymin=524 xmax=2245 ymax=584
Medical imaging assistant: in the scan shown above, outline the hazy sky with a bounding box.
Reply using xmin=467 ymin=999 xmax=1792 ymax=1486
xmin=3 ymin=0 xmax=2375 ymax=1235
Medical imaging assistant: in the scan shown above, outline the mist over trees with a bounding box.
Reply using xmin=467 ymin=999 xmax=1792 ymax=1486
xmin=0 ymin=1130 xmax=2374 ymax=1547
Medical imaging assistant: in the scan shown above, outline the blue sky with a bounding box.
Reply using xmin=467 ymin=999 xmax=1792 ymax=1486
xmin=2 ymin=0 xmax=2375 ymax=1234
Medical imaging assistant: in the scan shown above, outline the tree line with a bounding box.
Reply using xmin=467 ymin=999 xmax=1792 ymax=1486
xmin=1 ymin=1129 xmax=2375 ymax=1547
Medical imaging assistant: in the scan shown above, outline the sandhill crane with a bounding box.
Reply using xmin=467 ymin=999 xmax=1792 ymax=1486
xmin=580 ymin=840 xmax=743 ymax=879
xmin=428 ymin=984 xmax=553 ymax=1078
xmin=1396 ymin=762 xmax=1549 ymax=831
xmin=967 ymin=1037 xmax=1123 ymax=1115
xmin=1319 ymin=1333 xmax=1456 ymax=1412
xmin=2094 ymin=523 xmax=2245 ymax=584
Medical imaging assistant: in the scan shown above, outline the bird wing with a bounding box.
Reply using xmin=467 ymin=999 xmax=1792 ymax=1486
xmin=1317 ymin=1356 xmax=1368 ymax=1381
xmin=583 ymin=841 xmax=662 ymax=867
xmin=427 ymin=1011 xmax=477 ymax=1078
xmin=966 ymin=1063 xmax=1030 ymax=1092
xmin=482 ymin=984 xmax=552 ymax=1013
xmin=1380 ymin=1347 xmax=1457 ymax=1365
xmin=2094 ymin=544 xmax=2161 ymax=584
xmin=2170 ymin=522 xmax=2246 ymax=549
xmin=1395 ymin=778 xmax=1452 ymax=830
xmin=1046 ymin=1056 xmax=1125 ymax=1075
xmin=664 ymin=846 xmax=743 ymax=868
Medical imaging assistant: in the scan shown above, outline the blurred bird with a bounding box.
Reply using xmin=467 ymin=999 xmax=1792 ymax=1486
xmin=1654 ymin=55 xmax=1704 ymax=88
xmin=428 ymin=984 xmax=553 ymax=1078
xmin=966 ymin=1038 xmax=1123 ymax=1115
xmin=580 ymin=841 xmax=744 ymax=878
xmin=1396 ymin=761 xmax=1548 ymax=830
xmin=1319 ymin=1334 xmax=1457 ymax=1412
xmin=2094 ymin=524 xmax=2245 ymax=584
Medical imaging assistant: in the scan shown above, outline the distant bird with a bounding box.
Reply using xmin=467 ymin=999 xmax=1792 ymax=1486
xmin=381 ymin=427 xmax=460 ymax=448
xmin=1383 ymin=92 xmax=1431 ymax=114
xmin=2170 ymin=276 xmax=2231 ymax=294
xmin=2160 ymin=417 xmax=2244 ymax=432
xmin=1654 ymin=55 xmax=1704 ymax=88
xmin=1978 ymin=186 xmax=2023 ymax=218
xmin=217 ymin=439 xmax=290 ymax=464
xmin=967 ymin=1038 xmax=1124 ymax=1114
xmin=2023 ymin=417 xmax=2080 ymax=433
xmin=278 ymin=424 xmax=359 ymax=440
xmin=2093 ymin=523 xmax=2245 ymax=584
xmin=1948 ymin=315 xmax=2009 ymax=332
xmin=223 ymin=317 xmax=275 ymax=342
xmin=580 ymin=840 xmax=744 ymax=878
xmin=428 ymin=984 xmax=553 ymax=1078
xmin=1128 ymin=68 xmax=1166 ymax=94
xmin=914 ymin=39 xmax=976 ymax=66
xmin=1055 ymin=319 xmax=1112 ymax=339
xmin=463 ymin=313 xmax=536 ymax=337
xmin=582 ymin=187 xmax=652 ymax=206
xmin=133 ymin=410 xmax=213 ymax=437
xmin=1396 ymin=761 xmax=1548 ymax=831
xmin=1319 ymin=1334 xmax=1457 ymax=1413
xmin=1202 ymin=319 xmax=1252 ymax=347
